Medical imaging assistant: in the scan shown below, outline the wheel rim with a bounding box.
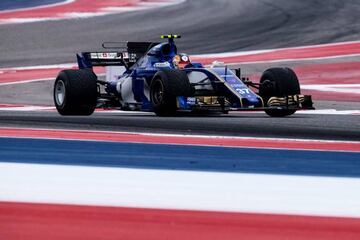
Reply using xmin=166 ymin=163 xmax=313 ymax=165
xmin=55 ymin=80 xmax=66 ymax=106
xmin=260 ymin=79 xmax=276 ymax=96
xmin=152 ymin=80 xmax=164 ymax=105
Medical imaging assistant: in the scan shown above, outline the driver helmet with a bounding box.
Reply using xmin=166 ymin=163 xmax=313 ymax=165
xmin=173 ymin=53 xmax=191 ymax=69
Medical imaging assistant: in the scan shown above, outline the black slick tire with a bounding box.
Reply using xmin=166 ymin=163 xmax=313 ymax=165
xmin=54 ymin=69 xmax=97 ymax=115
xmin=150 ymin=69 xmax=192 ymax=116
xmin=259 ymin=67 xmax=300 ymax=117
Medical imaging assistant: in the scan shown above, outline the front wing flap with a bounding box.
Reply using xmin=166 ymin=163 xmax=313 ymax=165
xmin=178 ymin=94 xmax=314 ymax=112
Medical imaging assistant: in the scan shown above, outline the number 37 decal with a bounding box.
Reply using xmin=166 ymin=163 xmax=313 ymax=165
xmin=236 ymin=88 xmax=250 ymax=94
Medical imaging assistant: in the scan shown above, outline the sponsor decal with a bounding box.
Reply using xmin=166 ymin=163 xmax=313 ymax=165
xmin=90 ymin=52 xmax=122 ymax=59
xmin=235 ymin=88 xmax=250 ymax=95
xmin=154 ymin=62 xmax=170 ymax=68
xmin=186 ymin=97 xmax=196 ymax=105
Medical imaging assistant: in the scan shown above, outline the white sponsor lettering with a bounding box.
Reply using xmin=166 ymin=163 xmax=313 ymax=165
xmin=154 ymin=62 xmax=170 ymax=68
xmin=90 ymin=52 xmax=121 ymax=59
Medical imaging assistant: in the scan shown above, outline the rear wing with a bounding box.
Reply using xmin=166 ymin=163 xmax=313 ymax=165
xmin=77 ymin=42 xmax=159 ymax=69
xmin=78 ymin=51 xmax=138 ymax=68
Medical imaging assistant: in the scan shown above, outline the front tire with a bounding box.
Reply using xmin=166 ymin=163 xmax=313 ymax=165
xmin=259 ymin=67 xmax=300 ymax=117
xmin=150 ymin=69 xmax=192 ymax=116
xmin=54 ymin=69 xmax=97 ymax=115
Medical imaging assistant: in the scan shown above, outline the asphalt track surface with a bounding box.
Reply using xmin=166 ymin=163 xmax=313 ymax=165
xmin=0 ymin=0 xmax=359 ymax=140
xmin=0 ymin=110 xmax=359 ymax=141
xmin=1 ymin=0 xmax=360 ymax=67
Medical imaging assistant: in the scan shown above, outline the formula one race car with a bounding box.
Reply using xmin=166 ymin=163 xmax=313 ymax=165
xmin=54 ymin=35 xmax=314 ymax=117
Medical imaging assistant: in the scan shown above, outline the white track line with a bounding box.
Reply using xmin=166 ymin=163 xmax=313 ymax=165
xmin=193 ymin=40 xmax=360 ymax=58
xmin=0 ymin=63 xmax=76 ymax=71
xmin=1 ymin=162 xmax=360 ymax=218
xmin=223 ymin=53 xmax=360 ymax=65
xmin=0 ymin=0 xmax=186 ymax=25
xmin=302 ymin=84 xmax=360 ymax=94
xmin=297 ymin=109 xmax=360 ymax=115
xmin=0 ymin=105 xmax=55 ymax=111
xmin=0 ymin=0 xmax=75 ymax=14
xmin=0 ymin=78 xmax=54 ymax=86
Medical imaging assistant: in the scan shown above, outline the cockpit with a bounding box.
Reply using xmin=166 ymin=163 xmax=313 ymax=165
xmin=147 ymin=42 xmax=177 ymax=62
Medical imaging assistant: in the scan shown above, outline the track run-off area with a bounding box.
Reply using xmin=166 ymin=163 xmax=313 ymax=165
xmin=1 ymin=127 xmax=360 ymax=239
xmin=0 ymin=0 xmax=360 ymax=239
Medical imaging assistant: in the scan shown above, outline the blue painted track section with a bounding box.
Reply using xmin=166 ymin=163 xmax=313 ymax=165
xmin=0 ymin=0 xmax=65 ymax=11
xmin=1 ymin=138 xmax=360 ymax=177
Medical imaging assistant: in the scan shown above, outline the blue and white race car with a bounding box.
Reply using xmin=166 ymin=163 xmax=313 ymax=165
xmin=54 ymin=35 xmax=314 ymax=117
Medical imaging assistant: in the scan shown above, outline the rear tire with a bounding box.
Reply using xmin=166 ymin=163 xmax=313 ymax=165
xmin=259 ymin=67 xmax=300 ymax=117
xmin=54 ymin=69 xmax=97 ymax=115
xmin=150 ymin=69 xmax=192 ymax=116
